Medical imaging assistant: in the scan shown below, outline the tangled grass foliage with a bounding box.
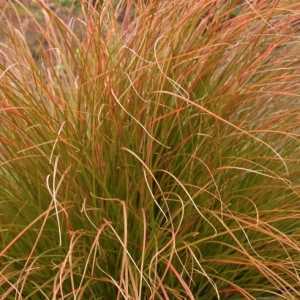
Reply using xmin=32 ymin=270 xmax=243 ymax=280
xmin=1 ymin=0 xmax=300 ymax=299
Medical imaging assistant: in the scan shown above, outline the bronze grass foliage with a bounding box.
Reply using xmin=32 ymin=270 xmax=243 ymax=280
xmin=1 ymin=0 xmax=300 ymax=298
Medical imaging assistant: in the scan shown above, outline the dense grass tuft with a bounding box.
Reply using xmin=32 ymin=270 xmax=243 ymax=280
xmin=1 ymin=0 xmax=300 ymax=298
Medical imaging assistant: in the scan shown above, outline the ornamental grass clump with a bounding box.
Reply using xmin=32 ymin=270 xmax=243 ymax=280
xmin=1 ymin=0 xmax=300 ymax=298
